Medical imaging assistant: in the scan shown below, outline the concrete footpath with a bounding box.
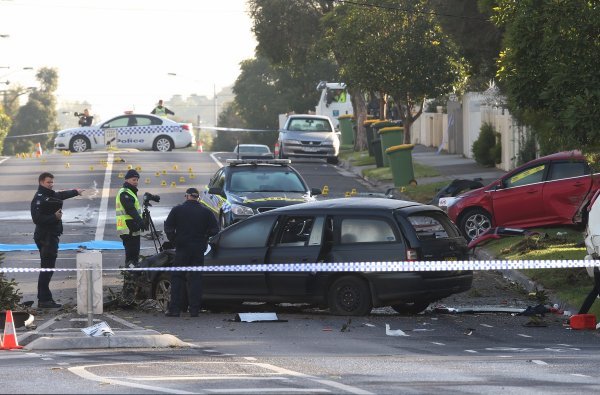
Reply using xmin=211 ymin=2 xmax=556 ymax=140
xmin=18 ymin=309 xmax=191 ymax=350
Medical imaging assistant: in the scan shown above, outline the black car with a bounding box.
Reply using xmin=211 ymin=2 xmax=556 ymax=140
xmin=141 ymin=197 xmax=472 ymax=316
xmin=200 ymin=159 xmax=321 ymax=228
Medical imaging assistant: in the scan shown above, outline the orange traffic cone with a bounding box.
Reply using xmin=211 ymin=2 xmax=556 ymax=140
xmin=2 ymin=310 xmax=23 ymax=350
xmin=274 ymin=142 xmax=280 ymax=157
xmin=36 ymin=142 xmax=43 ymax=157
xmin=197 ymin=141 xmax=203 ymax=153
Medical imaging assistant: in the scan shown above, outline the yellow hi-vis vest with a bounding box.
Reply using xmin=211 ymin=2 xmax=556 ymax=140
xmin=154 ymin=106 xmax=167 ymax=117
xmin=116 ymin=188 xmax=141 ymax=236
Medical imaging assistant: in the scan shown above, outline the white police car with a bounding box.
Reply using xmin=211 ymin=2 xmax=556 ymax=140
xmin=53 ymin=113 xmax=195 ymax=152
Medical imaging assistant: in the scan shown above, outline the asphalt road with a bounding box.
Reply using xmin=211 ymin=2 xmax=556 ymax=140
xmin=1 ymin=150 xmax=600 ymax=394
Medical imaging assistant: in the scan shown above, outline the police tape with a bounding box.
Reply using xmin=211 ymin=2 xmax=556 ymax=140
xmin=1 ymin=259 xmax=600 ymax=274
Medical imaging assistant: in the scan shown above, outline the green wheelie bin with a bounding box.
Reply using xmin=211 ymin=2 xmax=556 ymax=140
xmin=371 ymin=137 xmax=384 ymax=168
xmin=378 ymin=126 xmax=404 ymax=167
xmin=386 ymin=144 xmax=417 ymax=187
xmin=337 ymin=114 xmax=354 ymax=146
xmin=363 ymin=119 xmax=380 ymax=156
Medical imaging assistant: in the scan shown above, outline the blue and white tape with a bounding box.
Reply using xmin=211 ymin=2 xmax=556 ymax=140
xmin=1 ymin=259 xmax=599 ymax=273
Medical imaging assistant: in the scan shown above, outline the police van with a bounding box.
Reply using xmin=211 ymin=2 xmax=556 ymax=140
xmin=53 ymin=113 xmax=194 ymax=152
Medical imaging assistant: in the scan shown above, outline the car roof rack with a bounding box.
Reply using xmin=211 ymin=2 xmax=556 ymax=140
xmin=226 ymin=158 xmax=291 ymax=166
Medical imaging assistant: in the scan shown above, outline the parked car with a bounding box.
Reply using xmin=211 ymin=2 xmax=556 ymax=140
xmin=138 ymin=198 xmax=472 ymax=316
xmin=200 ymin=158 xmax=321 ymax=229
xmin=446 ymin=151 xmax=600 ymax=241
xmin=53 ymin=113 xmax=194 ymax=152
xmin=277 ymin=114 xmax=341 ymax=164
xmin=233 ymin=144 xmax=274 ymax=159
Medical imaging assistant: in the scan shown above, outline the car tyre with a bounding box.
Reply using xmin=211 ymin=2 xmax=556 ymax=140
xmin=153 ymin=136 xmax=174 ymax=152
xmin=391 ymin=301 xmax=430 ymax=315
xmin=327 ymin=275 xmax=372 ymax=316
xmin=69 ymin=135 xmax=90 ymax=152
xmin=326 ymin=157 xmax=339 ymax=165
xmin=152 ymin=273 xmax=171 ymax=312
xmin=459 ymin=207 xmax=492 ymax=242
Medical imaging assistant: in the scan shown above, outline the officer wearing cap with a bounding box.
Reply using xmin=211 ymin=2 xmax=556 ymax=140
xmin=163 ymin=187 xmax=219 ymax=317
xmin=116 ymin=169 xmax=146 ymax=266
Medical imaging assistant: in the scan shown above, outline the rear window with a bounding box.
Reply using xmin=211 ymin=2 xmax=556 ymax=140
xmin=406 ymin=212 xmax=459 ymax=240
xmin=287 ymin=118 xmax=332 ymax=132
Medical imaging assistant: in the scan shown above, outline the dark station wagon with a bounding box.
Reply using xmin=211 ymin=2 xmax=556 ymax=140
xmin=142 ymin=198 xmax=473 ymax=316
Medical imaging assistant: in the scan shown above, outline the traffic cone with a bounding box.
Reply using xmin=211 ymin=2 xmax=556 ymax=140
xmin=36 ymin=142 xmax=43 ymax=157
xmin=274 ymin=142 xmax=280 ymax=157
xmin=1 ymin=310 xmax=23 ymax=350
xmin=197 ymin=141 xmax=203 ymax=153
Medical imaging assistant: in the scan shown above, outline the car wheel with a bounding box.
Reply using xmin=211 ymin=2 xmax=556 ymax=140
xmin=152 ymin=273 xmax=171 ymax=312
xmin=459 ymin=207 xmax=492 ymax=241
xmin=69 ymin=135 xmax=90 ymax=152
xmin=153 ymin=136 xmax=174 ymax=152
xmin=391 ymin=301 xmax=430 ymax=315
xmin=327 ymin=157 xmax=339 ymax=165
xmin=327 ymin=275 xmax=372 ymax=316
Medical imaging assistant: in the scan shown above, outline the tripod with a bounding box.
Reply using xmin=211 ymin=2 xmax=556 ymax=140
xmin=142 ymin=203 xmax=163 ymax=254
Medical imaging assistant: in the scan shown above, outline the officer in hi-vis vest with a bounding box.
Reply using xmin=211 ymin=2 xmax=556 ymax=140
xmin=150 ymin=99 xmax=175 ymax=118
xmin=116 ymin=169 xmax=146 ymax=265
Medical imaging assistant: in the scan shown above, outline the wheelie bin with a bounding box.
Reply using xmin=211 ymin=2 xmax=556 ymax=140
xmin=386 ymin=144 xmax=416 ymax=187
xmin=337 ymin=114 xmax=354 ymax=146
xmin=363 ymin=119 xmax=380 ymax=156
xmin=378 ymin=126 xmax=404 ymax=167
xmin=371 ymin=137 xmax=384 ymax=168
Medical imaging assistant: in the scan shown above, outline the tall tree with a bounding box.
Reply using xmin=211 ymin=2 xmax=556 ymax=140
xmin=325 ymin=0 xmax=463 ymax=144
xmin=0 ymin=108 xmax=11 ymax=154
xmin=494 ymin=1 xmax=600 ymax=154
xmin=4 ymin=67 xmax=59 ymax=155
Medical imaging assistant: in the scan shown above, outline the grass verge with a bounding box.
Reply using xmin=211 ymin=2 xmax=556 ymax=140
xmin=476 ymin=227 xmax=600 ymax=316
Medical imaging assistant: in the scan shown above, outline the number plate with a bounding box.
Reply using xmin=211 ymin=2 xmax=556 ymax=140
xmin=303 ymin=147 xmax=319 ymax=152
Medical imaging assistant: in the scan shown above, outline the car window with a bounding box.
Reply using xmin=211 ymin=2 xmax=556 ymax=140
xmin=229 ymin=168 xmax=306 ymax=192
xmin=340 ymin=218 xmax=396 ymax=244
xmin=548 ymin=161 xmax=587 ymax=181
xmin=505 ymin=164 xmax=546 ymax=188
xmin=103 ymin=116 xmax=129 ymax=128
xmin=288 ymin=118 xmax=332 ymax=132
xmin=406 ymin=213 xmax=456 ymax=240
xmin=219 ymin=216 xmax=276 ymax=248
xmin=209 ymin=169 xmax=224 ymax=188
xmin=238 ymin=145 xmax=270 ymax=154
xmin=276 ymin=216 xmax=322 ymax=246
xmin=134 ymin=116 xmax=154 ymax=127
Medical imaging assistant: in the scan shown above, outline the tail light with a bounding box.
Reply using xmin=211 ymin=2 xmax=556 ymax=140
xmin=406 ymin=249 xmax=419 ymax=261
xmin=181 ymin=124 xmax=190 ymax=131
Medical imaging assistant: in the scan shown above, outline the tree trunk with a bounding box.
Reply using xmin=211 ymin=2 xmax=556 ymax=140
xmin=350 ymin=87 xmax=368 ymax=151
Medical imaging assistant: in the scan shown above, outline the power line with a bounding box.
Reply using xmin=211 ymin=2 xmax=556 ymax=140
xmin=333 ymin=0 xmax=490 ymax=22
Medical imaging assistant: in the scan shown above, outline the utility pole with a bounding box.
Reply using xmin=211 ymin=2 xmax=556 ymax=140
xmin=214 ymin=84 xmax=218 ymax=127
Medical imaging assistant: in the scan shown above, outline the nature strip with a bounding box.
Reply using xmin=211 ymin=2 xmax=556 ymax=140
xmin=1 ymin=259 xmax=600 ymax=273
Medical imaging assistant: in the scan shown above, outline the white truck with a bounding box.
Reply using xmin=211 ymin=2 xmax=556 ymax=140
xmin=278 ymin=81 xmax=353 ymax=130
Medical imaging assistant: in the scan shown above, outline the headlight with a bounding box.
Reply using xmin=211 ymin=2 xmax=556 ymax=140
xmin=230 ymin=203 xmax=254 ymax=216
xmin=284 ymin=139 xmax=301 ymax=145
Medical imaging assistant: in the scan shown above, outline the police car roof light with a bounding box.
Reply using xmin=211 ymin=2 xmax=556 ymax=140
xmin=226 ymin=159 xmax=291 ymax=166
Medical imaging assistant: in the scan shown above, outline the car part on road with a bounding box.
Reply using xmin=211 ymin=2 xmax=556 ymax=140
xmin=391 ymin=301 xmax=430 ymax=315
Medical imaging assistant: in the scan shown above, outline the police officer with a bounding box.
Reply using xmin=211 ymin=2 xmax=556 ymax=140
xmin=31 ymin=172 xmax=83 ymax=308
xmin=116 ymin=169 xmax=146 ymax=266
xmin=164 ymin=187 xmax=218 ymax=317
xmin=150 ymin=99 xmax=175 ymax=118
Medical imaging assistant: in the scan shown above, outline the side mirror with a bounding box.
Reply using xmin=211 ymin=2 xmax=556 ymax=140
xmin=310 ymin=187 xmax=322 ymax=196
xmin=208 ymin=187 xmax=225 ymax=196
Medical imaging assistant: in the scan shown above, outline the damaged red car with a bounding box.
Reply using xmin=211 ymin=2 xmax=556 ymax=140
xmin=447 ymin=151 xmax=600 ymax=241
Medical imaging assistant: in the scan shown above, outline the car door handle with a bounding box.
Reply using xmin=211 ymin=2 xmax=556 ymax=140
xmin=526 ymin=190 xmax=538 ymax=194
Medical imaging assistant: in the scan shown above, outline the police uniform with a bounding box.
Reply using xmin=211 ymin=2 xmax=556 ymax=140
xmin=30 ymin=182 xmax=79 ymax=307
xmin=151 ymin=104 xmax=175 ymax=118
xmin=116 ymin=170 xmax=145 ymax=264
xmin=164 ymin=187 xmax=219 ymax=317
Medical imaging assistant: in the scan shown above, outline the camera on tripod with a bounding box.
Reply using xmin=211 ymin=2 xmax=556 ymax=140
xmin=143 ymin=192 xmax=160 ymax=206
xmin=74 ymin=111 xmax=84 ymax=117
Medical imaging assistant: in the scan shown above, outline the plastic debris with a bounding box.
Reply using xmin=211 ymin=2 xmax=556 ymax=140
xmin=385 ymin=324 xmax=409 ymax=336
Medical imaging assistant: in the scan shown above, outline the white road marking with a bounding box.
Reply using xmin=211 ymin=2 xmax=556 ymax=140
xmin=0 ymin=156 xmax=10 ymax=164
xmin=531 ymin=360 xmax=548 ymax=365
xmin=464 ymin=350 xmax=478 ymax=353
xmin=480 ymin=324 xmax=493 ymax=328
xmin=244 ymin=357 xmax=257 ymax=361
xmin=209 ymin=389 xmax=329 ymax=393
xmin=431 ymin=342 xmax=445 ymax=346
xmin=517 ymin=334 xmax=532 ymax=338
xmin=94 ymin=152 xmax=114 ymax=241
xmin=571 ymin=374 xmax=590 ymax=378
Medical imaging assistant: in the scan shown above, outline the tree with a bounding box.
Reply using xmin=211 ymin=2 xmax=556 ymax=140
xmin=3 ymin=67 xmax=59 ymax=155
xmin=325 ymin=0 xmax=464 ymax=144
xmin=494 ymin=1 xmax=600 ymax=154
xmin=0 ymin=107 xmax=11 ymax=154
xmin=429 ymin=0 xmax=503 ymax=91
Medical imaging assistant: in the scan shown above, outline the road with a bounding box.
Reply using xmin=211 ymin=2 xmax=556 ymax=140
xmin=1 ymin=150 xmax=599 ymax=394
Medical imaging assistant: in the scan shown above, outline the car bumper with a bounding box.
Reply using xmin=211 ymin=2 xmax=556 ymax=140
xmin=54 ymin=137 xmax=68 ymax=150
xmin=281 ymin=144 xmax=338 ymax=158
xmin=368 ymin=271 xmax=473 ymax=306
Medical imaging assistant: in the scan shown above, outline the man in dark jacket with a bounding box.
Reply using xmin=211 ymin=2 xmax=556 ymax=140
xmin=116 ymin=169 xmax=146 ymax=266
xmin=164 ymin=187 xmax=219 ymax=317
xmin=31 ymin=172 xmax=83 ymax=308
